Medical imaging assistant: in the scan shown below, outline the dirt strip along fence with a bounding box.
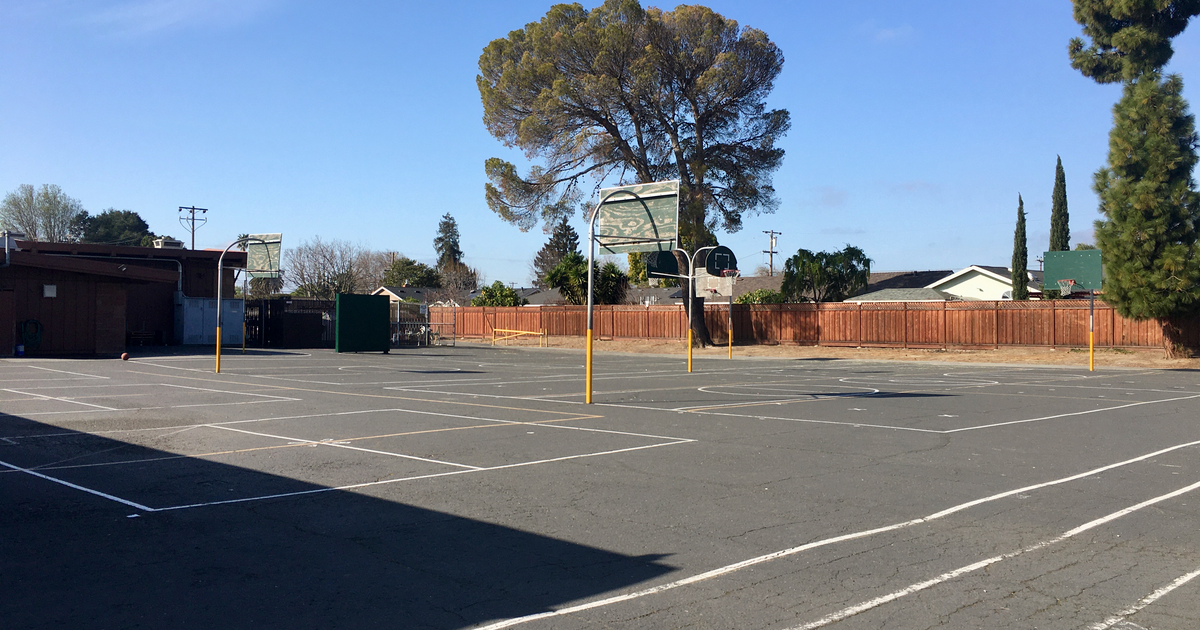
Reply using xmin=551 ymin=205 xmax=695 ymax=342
xmin=430 ymin=301 xmax=1200 ymax=350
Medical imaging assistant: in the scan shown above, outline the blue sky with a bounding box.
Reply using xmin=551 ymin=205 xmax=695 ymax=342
xmin=3 ymin=0 xmax=1198 ymax=284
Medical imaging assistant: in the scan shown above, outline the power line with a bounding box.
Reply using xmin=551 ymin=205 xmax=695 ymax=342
xmin=178 ymin=206 xmax=208 ymax=250
xmin=762 ymin=230 xmax=782 ymax=276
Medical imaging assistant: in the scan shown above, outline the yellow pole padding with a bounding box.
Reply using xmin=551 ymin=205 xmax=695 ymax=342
xmin=215 ymin=326 xmax=222 ymax=373
xmin=687 ymin=329 xmax=693 ymax=373
xmin=1089 ymin=331 xmax=1094 ymax=372
xmin=585 ymin=330 xmax=594 ymax=404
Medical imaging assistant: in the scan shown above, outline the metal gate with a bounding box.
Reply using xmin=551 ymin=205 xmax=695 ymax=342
xmin=244 ymin=298 xmax=336 ymax=349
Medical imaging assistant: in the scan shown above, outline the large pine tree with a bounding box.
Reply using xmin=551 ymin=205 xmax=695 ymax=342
xmin=1071 ymin=1 xmax=1200 ymax=355
xmin=530 ymin=217 xmax=580 ymax=288
xmin=433 ymin=213 xmax=463 ymax=269
xmin=1011 ymin=195 xmax=1029 ymax=301
xmin=1094 ymin=74 xmax=1200 ymax=322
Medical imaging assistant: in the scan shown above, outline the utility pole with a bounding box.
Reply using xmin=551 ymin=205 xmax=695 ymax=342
xmin=762 ymin=230 xmax=781 ymax=276
xmin=178 ymin=206 xmax=208 ymax=250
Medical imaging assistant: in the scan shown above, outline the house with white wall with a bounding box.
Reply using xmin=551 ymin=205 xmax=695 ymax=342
xmin=926 ymin=265 xmax=1043 ymax=300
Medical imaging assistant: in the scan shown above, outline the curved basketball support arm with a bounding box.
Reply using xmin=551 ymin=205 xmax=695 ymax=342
xmin=585 ymin=189 xmax=660 ymax=403
xmin=216 ymin=236 xmax=266 ymax=373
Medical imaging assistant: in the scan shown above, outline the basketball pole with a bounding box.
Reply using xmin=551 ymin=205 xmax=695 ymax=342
xmin=1089 ymin=289 xmax=1095 ymax=372
xmin=586 ymin=209 xmax=595 ymax=404
xmin=216 ymin=237 xmax=264 ymax=374
xmin=728 ymin=285 xmax=733 ymax=359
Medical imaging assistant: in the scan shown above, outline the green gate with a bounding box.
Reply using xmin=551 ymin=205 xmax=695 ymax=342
xmin=335 ymin=293 xmax=390 ymax=353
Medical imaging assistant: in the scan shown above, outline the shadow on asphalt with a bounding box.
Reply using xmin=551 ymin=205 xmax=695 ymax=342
xmin=0 ymin=414 xmax=674 ymax=629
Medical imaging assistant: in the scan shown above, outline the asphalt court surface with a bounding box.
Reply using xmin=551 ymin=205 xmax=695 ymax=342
xmin=2 ymin=346 xmax=1199 ymax=629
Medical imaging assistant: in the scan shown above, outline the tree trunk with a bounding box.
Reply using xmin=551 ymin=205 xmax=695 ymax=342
xmin=674 ymin=250 xmax=715 ymax=347
xmin=687 ymin=292 xmax=714 ymax=347
xmin=1161 ymin=318 xmax=1192 ymax=359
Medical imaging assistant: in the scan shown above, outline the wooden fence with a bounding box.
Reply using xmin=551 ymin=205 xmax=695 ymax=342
xmin=430 ymin=301 xmax=1200 ymax=349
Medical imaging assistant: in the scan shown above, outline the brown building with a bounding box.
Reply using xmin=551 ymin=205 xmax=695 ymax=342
xmin=1 ymin=237 xmax=245 ymax=357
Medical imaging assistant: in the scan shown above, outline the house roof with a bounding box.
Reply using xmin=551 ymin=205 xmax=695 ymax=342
xmin=374 ymin=286 xmax=439 ymax=301
xmin=845 ymin=288 xmax=957 ymax=303
xmin=729 ymin=275 xmax=783 ymax=299
xmin=865 ymin=270 xmax=953 ymax=292
xmin=928 ymin=265 xmax=1044 ymax=292
xmin=5 ymin=250 xmax=180 ymax=283
xmin=14 ymin=239 xmax=246 ymax=266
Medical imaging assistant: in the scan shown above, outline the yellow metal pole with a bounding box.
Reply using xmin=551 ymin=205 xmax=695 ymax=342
xmin=215 ymin=326 xmax=222 ymax=373
xmin=1089 ymin=290 xmax=1095 ymax=372
xmin=728 ymin=292 xmax=733 ymax=359
xmin=687 ymin=329 xmax=693 ymax=373
xmin=585 ymin=330 xmax=594 ymax=404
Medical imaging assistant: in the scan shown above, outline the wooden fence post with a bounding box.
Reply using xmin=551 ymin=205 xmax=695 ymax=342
xmin=941 ymin=301 xmax=947 ymax=349
xmin=856 ymin=302 xmax=862 ymax=348
xmin=994 ymin=302 xmax=1000 ymax=349
xmin=902 ymin=302 xmax=908 ymax=349
xmin=1051 ymin=299 xmax=1056 ymax=348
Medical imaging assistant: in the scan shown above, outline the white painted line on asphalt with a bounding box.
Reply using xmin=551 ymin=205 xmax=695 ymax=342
xmin=470 ymin=438 xmax=1200 ymax=630
xmin=789 ymin=478 xmax=1200 ymax=630
xmin=0 ymin=458 xmax=154 ymax=512
xmin=27 ymin=366 xmax=109 ymax=379
xmin=208 ymin=424 xmax=485 ymax=470
xmin=681 ymin=392 xmax=1200 ymax=435
xmin=1088 ymin=566 xmax=1200 ymax=630
xmin=152 ymin=439 xmax=693 ymax=512
xmin=159 ymin=382 xmax=301 ymax=400
xmin=3 ymin=388 xmax=118 ymax=411
xmin=939 ymin=393 xmax=1200 ymax=433
xmin=681 ymin=409 xmax=944 ymax=433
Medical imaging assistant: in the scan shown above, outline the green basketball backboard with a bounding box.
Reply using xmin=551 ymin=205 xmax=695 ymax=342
xmin=596 ymin=181 xmax=679 ymax=255
xmin=247 ymin=233 xmax=282 ymax=279
xmin=1043 ymin=250 xmax=1102 ymax=292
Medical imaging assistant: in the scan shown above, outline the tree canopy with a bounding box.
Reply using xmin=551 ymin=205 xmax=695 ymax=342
xmin=433 ymin=213 xmax=463 ymax=269
xmin=478 ymin=0 xmax=789 ymax=251
xmin=1071 ymin=0 xmax=1200 ymax=354
xmin=1093 ymin=74 xmax=1200 ymax=320
xmin=530 ymin=216 xmax=580 ymax=287
xmin=1049 ymin=157 xmax=1070 ymax=253
xmin=383 ymin=256 xmax=441 ymax=288
xmin=1069 ymin=0 xmax=1200 ymax=83
xmin=1012 ymin=195 xmax=1030 ymax=301
xmin=545 ymin=252 xmax=628 ymax=304
xmin=780 ymin=246 xmax=871 ymax=303
xmin=735 ymin=288 xmax=786 ymax=304
xmin=471 ymin=281 xmax=529 ymax=307
xmin=72 ymin=209 xmax=156 ymax=246
xmin=1 ymin=184 xmax=83 ymax=242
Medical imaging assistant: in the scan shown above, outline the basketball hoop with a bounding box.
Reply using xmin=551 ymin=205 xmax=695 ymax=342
xmin=1056 ymin=278 xmax=1076 ymax=296
xmin=721 ymin=269 xmax=740 ymax=278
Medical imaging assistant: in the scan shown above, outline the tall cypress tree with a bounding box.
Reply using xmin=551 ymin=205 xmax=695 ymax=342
xmin=1043 ymin=156 xmax=1071 ymax=299
xmin=530 ymin=216 xmax=580 ymax=288
xmin=1011 ymin=195 xmax=1029 ymax=301
xmin=1049 ymin=156 xmax=1070 ymax=252
xmin=1094 ymin=74 xmax=1200 ymax=322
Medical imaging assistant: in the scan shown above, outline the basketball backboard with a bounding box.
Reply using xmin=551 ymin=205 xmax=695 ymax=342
xmin=704 ymin=245 xmax=738 ymax=276
xmin=596 ymin=181 xmax=679 ymax=255
xmin=694 ymin=269 xmax=736 ymax=297
xmin=1043 ymin=250 xmax=1102 ymax=292
xmin=247 ymin=233 xmax=282 ymax=279
xmin=646 ymin=250 xmax=680 ymax=278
